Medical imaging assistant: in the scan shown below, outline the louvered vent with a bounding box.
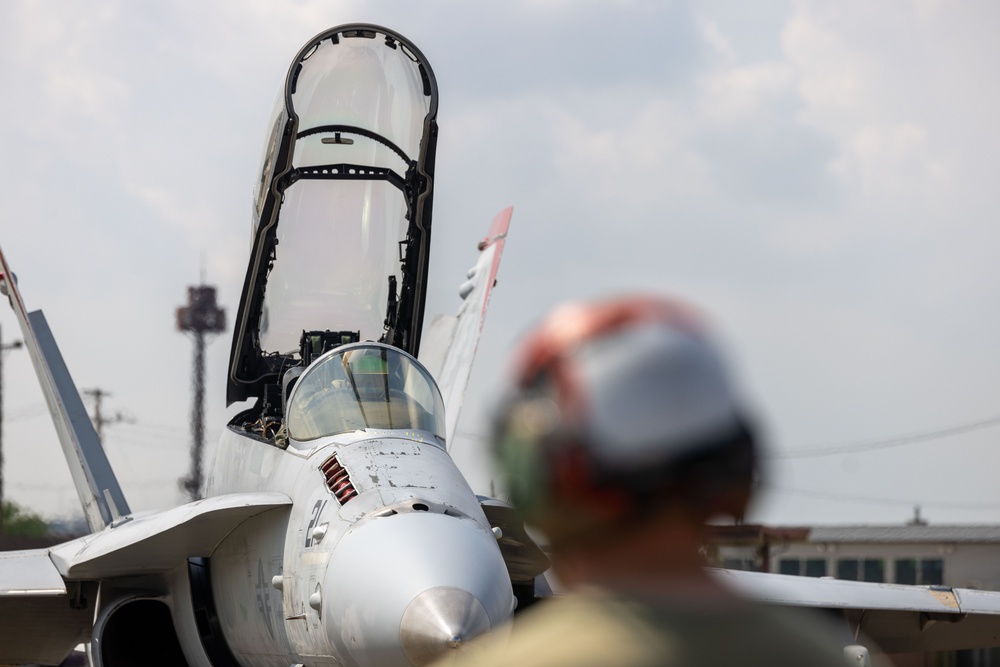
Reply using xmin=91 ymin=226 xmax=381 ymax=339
xmin=320 ymin=454 xmax=358 ymax=505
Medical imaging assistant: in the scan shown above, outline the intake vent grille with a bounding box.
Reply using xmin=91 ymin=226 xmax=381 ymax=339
xmin=320 ymin=454 xmax=358 ymax=505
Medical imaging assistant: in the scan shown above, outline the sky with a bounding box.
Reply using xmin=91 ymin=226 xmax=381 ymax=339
xmin=1 ymin=0 xmax=999 ymax=526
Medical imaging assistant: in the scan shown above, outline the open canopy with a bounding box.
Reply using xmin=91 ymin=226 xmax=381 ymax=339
xmin=228 ymin=25 xmax=439 ymax=405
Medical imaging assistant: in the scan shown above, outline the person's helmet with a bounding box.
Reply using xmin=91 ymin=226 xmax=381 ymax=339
xmin=493 ymin=295 xmax=757 ymax=543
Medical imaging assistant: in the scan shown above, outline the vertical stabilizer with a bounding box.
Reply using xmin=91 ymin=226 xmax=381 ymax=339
xmin=420 ymin=207 xmax=512 ymax=446
xmin=0 ymin=245 xmax=129 ymax=531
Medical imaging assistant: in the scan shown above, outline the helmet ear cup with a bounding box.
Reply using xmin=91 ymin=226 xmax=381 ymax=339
xmin=493 ymin=393 xmax=562 ymax=517
xmin=495 ymin=393 xmax=635 ymax=544
xmin=494 ymin=415 xmax=546 ymax=516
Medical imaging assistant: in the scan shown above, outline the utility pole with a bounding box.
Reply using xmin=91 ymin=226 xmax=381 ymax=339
xmin=176 ymin=284 xmax=226 ymax=501
xmin=81 ymin=388 xmax=131 ymax=444
xmin=0 ymin=322 xmax=25 ymax=535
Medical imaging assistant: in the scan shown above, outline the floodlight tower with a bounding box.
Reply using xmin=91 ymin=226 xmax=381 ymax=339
xmin=176 ymin=284 xmax=226 ymax=501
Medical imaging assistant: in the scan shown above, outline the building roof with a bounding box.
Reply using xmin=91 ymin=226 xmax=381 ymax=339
xmin=807 ymin=525 xmax=1000 ymax=543
xmin=705 ymin=525 xmax=811 ymax=545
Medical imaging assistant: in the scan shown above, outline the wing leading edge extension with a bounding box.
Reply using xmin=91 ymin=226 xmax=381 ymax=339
xmin=0 ymin=245 xmax=128 ymax=531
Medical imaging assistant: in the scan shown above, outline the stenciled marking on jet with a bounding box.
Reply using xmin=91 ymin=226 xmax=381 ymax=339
xmin=304 ymin=499 xmax=329 ymax=548
xmin=256 ymin=559 xmax=274 ymax=640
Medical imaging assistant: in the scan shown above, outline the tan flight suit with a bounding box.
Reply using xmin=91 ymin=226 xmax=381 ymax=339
xmin=447 ymin=588 xmax=852 ymax=667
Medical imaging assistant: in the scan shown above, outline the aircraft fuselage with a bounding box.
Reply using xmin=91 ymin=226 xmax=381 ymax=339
xmin=202 ymin=415 xmax=514 ymax=666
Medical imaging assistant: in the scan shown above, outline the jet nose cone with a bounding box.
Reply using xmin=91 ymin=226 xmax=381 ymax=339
xmin=323 ymin=512 xmax=513 ymax=666
xmin=400 ymin=586 xmax=491 ymax=666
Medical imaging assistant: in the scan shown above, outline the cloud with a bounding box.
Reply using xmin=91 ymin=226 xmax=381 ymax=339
xmin=780 ymin=2 xmax=1000 ymax=214
xmin=3 ymin=0 xmax=1000 ymax=525
xmin=547 ymin=96 xmax=714 ymax=212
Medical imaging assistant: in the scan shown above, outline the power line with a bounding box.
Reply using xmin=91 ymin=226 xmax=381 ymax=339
xmin=81 ymin=388 xmax=134 ymax=443
xmin=461 ymin=414 xmax=1000 ymax=461
xmin=767 ymin=415 xmax=1000 ymax=460
xmin=5 ymin=404 xmax=49 ymax=422
xmin=108 ymin=435 xmax=185 ymax=452
xmin=7 ymin=479 xmax=181 ymax=491
xmin=116 ymin=422 xmax=191 ymax=442
xmin=763 ymin=484 xmax=1000 ymax=511
xmin=5 ymin=407 xmax=195 ymax=438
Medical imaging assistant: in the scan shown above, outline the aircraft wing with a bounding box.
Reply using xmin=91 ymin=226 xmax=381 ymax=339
xmin=48 ymin=491 xmax=291 ymax=578
xmin=0 ymin=491 xmax=290 ymax=665
xmin=715 ymin=568 xmax=1000 ymax=653
xmin=420 ymin=207 xmax=512 ymax=446
xmin=0 ymin=549 xmax=91 ymax=665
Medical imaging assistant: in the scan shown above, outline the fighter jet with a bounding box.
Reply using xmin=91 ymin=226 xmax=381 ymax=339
xmin=5 ymin=22 xmax=1000 ymax=667
xmin=0 ymin=24 xmax=538 ymax=667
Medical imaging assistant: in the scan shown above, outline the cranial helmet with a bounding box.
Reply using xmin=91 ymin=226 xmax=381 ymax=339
xmin=493 ymin=295 xmax=757 ymax=540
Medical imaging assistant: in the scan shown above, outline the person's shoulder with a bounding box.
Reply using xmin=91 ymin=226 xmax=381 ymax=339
xmin=445 ymin=591 xmax=678 ymax=667
xmin=442 ymin=591 xmax=851 ymax=667
xmin=619 ymin=593 xmax=850 ymax=667
xmin=716 ymin=603 xmax=852 ymax=666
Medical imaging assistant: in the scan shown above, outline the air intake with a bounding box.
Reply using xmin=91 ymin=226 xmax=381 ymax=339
xmin=320 ymin=455 xmax=358 ymax=505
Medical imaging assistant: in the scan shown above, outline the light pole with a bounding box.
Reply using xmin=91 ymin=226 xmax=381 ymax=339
xmin=0 ymin=322 xmax=24 ymax=535
xmin=176 ymin=285 xmax=225 ymax=501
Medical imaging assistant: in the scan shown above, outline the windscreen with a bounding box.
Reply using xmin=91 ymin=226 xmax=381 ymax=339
xmin=258 ymin=33 xmax=431 ymax=354
xmin=287 ymin=344 xmax=446 ymax=443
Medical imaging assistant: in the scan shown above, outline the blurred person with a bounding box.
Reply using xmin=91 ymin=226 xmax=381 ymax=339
xmin=445 ymin=295 xmax=851 ymax=666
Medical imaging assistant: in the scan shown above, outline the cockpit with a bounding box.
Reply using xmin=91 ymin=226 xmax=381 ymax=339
xmin=227 ymin=25 xmax=440 ymax=408
xmin=286 ymin=343 xmax=446 ymax=446
xmin=224 ymin=26 xmax=444 ymax=450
